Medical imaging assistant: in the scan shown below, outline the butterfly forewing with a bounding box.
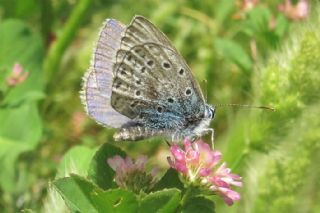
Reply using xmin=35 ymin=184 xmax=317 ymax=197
xmin=111 ymin=16 xmax=206 ymax=131
xmin=116 ymin=16 xmax=173 ymax=57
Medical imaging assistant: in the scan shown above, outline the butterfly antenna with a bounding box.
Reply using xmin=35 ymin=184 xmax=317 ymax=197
xmin=201 ymin=79 xmax=208 ymax=102
xmin=214 ymin=103 xmax=275 ymax=112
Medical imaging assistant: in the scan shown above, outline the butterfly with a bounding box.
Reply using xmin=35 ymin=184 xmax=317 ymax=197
xmin=80 ymin=15 xmax=215 ymax=142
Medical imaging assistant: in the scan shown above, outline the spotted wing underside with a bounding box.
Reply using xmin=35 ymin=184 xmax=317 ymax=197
xmin=110 ymin=16 xmax=206 ymax=130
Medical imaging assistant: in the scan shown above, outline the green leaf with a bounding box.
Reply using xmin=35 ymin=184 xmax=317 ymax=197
xmin=0 ymin=136 xmax=29 ymax=192
xmin=152 ymin=168 xmax=184 ymax=191
xmin=53 ymin=175 xmax=138 ymax=213
xmin=0 ymin=18 xmax=44 ymax=194
xmin=56 ymin=145 xmax=97 ymax=178
xmin=53 ymin=174 xmax=104 ymax=213
xmin=240 ymin=6 xmax=282 ymax=48
xmin=0 ymin=103 xmax=42 ymax=143
xmin=0 ymin=103 xmax=42 ymax=192
xmin=275 ymin=14 xmax=289 ymax=38
xmin=0 ymin=19 xmax=43 ymax=150
xmin=0 ymin=20 xmax=44 ymax=101
xmin=88 ymin=143 xmax=126 ymax=189
xmin=139 ymin=188 xmax=181 ymax=213
xmin=93 ymin=188 xmax=139 ymax=213
xmin=214 ymin=38 xmax=252 ymax=71
xmin=214 ymin=0 xmax=235 ymax=24
xmin=0 ymin=91 xmax=45 ymax=108
xmin=181 ymin=196 xmax=215 ymax=213
xmin=0 ymin=0 xmax=39 ymax=19
xmin=241 ymin=6 xmax=271 ymax=36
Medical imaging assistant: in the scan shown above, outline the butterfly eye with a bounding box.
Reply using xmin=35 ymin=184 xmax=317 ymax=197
xmin=208 ymin=107 xmax=215 ymax=119
xmin=141 ymin=67 xmax=146 ymax=73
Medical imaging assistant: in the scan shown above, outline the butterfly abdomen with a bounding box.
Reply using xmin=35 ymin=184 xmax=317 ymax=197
xmin=113 ymin=126 xmax=164 ymax=141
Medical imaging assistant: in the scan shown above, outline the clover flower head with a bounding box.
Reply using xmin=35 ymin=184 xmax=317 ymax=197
xmin=278 ymin=0 xmax=309 ymax=21
xmin=107 ymin=155 xmax=158 ymax=193
xmin=167 ymin=139 xmax=242 ymax=206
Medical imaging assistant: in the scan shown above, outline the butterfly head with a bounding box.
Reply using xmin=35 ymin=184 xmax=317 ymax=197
xmin=190 ymin=104 xmax=215 ymax=139
xmin=205 ymin=104 xmax=216 ymax=120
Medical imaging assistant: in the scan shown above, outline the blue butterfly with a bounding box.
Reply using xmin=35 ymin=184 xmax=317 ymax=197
xmin=81 ymin=16 xmax=215 ymax=142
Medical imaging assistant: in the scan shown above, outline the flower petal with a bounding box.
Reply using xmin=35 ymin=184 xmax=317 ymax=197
xmin=135 ymin=155 xmax=148 ymax=170
xmin=209 ymin=176 xmax=230 ymax=188
xmin=185 ymin=149 xmax=199 ymax=165
xmin=195 ymin=141 xmax=221 ymax=168
xmin=107 ymin=155 xmax=125 ymax=171
xmin=218 ymin=187 xmax=241 ymax=206
xmin=199 ymin=168 xmax=211 ymax=177
xmin=174 ymin=161 xmax=188 ymax=174
xmin=170 ymin=145 xmax=185 ymax=162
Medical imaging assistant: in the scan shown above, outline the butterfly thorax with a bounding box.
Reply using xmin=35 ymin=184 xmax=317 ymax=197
xmin=113 ymin=104 xmax=215 ymax=142
xmin=180 ymin=104 xmax=215 ymax=140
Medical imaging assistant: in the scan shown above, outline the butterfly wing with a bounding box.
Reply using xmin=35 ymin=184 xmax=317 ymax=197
xmin=81 ymin=19 xmax=131 ymax=128
xmin=111 ymin=16 xmax=206 ymax=131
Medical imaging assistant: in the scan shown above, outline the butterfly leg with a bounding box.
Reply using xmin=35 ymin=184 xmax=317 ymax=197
xmin=165 ymin=140 xmax=172 ymax=147
xmin=171 ymin=133 xmax=175 ymax=143
xmin=171 ymin=130 xmax=182 ymax=143
xmin=205 ymin=128 xmax=215 ymax=149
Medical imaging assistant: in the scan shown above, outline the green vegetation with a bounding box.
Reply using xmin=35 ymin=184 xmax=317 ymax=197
xmin=0 ymin=0 xmax=318 ymax=212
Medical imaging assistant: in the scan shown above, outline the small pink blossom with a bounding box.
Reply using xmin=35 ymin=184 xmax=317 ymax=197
xmin=168 ymin=139 xmax=242 ymax=206
xmin=233 ymin=0 xmax=259 ymax=19
xmin=278 ymin=0 xmax=309 ymax=21
xmin=6 ymin=63 xmax=29 ymax=86
xmin=107 ymin=155 xmax=158 ymax=193
xmin=241 ymin=0 xmax=259 ymax=12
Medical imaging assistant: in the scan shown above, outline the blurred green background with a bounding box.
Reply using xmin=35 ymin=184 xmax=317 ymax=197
xmin=0 ymin=0 xmax=319 ymax=212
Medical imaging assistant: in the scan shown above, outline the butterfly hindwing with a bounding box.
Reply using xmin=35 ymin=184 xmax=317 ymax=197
xmin=80 ymin=19 xmax=131 ymax=128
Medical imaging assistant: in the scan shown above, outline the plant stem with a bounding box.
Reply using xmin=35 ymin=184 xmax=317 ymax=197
xmin=181 ymin=187 xmax=192 ymax=206
xmin=181 ymin=185 xmax=199 ymax=206
xmin=43 ymin=0 xmax=92 ymax=91
xmin=40 ymin=0 xmax=53 ymax=46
